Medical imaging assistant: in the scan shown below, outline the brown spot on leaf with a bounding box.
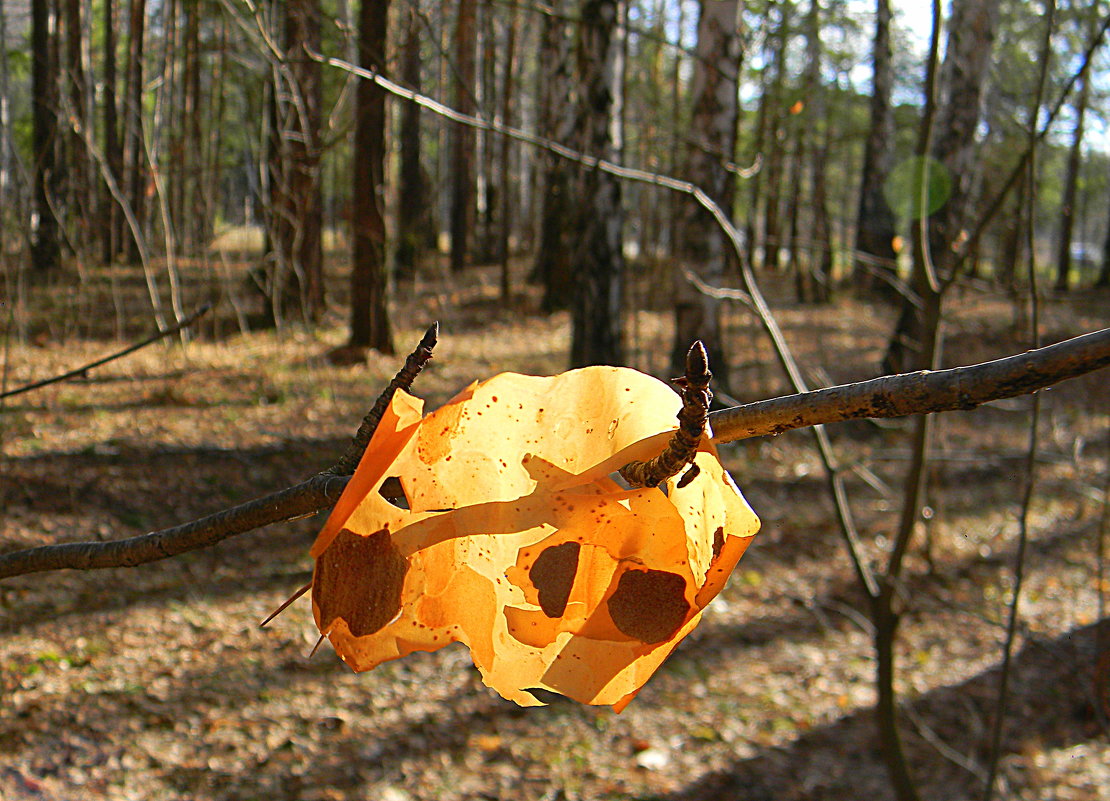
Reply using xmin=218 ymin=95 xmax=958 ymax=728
xmin=316 ymin=527 xmax=408 ymax=637
xmin=530 ymin=541 xmax=581 ymax=618
xmin=711 ymin=526 xmax=725 ymax=563
xmin=607 ymin=569 xmax=689 ymax=644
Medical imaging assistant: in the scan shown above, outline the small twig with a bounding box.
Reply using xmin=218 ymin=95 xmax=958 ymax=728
xmin=0 ymin=303 xmax=212 ymax=401
xmin=326 ymin=321 xmax=437 ymax=477
xmin=982 ymin=34 xmax=1054 ymax=793
xmin=619 ymin=341 xmax=712 ymax=488
xmin=260 ymin=579 xmax=312 ymax=628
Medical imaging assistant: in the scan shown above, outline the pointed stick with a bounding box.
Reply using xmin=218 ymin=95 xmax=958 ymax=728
xmin=259 ymin=580 xmax=312 ymax=628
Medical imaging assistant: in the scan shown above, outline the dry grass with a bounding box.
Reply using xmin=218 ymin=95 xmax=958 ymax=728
xmin=1 ymin=257 xmax=1107 ymax=801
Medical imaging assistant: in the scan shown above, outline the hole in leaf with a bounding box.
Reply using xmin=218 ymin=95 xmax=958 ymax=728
xmin=608 ymin=470 xmax=634 ymax=490
xmin=607 ymin=568 xmax=689 ymax=644
xmin=378 ymin=476 xmax=409 ymax=509
xmin=530 ymin=542 xmax=581 ymax=618
xmin=315 ymin=527 xmax=409 ymax=637
xmin=522 ymin=687 xmax=566 ymax=705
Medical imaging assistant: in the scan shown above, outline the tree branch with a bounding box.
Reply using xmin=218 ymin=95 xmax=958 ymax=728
xmin=0 ymin=303 xmax=212 ymax=401
xmin=0 ymin=324 xmax=437 ymax=580
xmin=707 ymin=328 xmax=1110 ymax=444
xmin=2 ymin=329 xmax=1106 ymax=581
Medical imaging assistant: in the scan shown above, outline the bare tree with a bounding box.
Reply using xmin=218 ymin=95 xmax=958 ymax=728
xmin=101 ymin=0 xmax=123 ymax=264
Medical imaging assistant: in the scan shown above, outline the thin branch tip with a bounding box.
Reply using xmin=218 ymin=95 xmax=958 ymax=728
xmin=620 ymin=340 xmax=713 ymax=488
xmin=420 ymin=321 xmax=439 ymax=351
xmin=685 ymin=340 xmax=712 ymax=386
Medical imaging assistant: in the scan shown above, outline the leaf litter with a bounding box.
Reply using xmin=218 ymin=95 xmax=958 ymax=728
xmin=0 ymin=264 xmax=1107 ymax=800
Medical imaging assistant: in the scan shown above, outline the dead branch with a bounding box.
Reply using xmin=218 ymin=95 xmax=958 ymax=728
xmin=0 ymin=325 xmax=437 ymax=580
xmin=1 ymin=328 xmax=1107 ymax=581
xmin=0 ymin=303 xmax=212 ymax=401
xmin=326 ymin=322 xmax=437 ymax=477
xmin=707 ymin=328 xmax=1110 ymax=444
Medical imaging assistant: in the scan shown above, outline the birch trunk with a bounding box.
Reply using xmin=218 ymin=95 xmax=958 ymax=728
xmin=569 ymin=0 xmax=626 ymax=367
xmin=854 ymin=0 xmax=898 ymax=297
xmin=670 ymin=0 xmax=742 ymax=381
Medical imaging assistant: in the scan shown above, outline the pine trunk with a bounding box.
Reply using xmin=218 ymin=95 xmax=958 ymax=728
xmin=123 ymin=0 xmax=147 ymax=264
xmin=395 ymin=6 xmax=424 ymax=282
xmin=102 ymin=0 xmax=122 ymax=263
xmin=349 ymin=0 xmax=394 ymax=353
xmin=263 ymin=0 xmax=324 ymax=325
xmin=31 ymin=0 xmax=61 ymax=273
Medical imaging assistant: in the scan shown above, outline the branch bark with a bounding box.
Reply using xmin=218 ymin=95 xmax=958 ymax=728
xmin=0 ymin=323 xmax=437 ymax=580
xmin=708 ymin=327 xmax=1110 ymax=444
xmin=2 ymin=328 xmax=1106 ymax=581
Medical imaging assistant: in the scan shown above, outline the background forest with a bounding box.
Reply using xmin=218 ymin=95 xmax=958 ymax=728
xmin=1 ymin=0 xmax=1109 ymax=800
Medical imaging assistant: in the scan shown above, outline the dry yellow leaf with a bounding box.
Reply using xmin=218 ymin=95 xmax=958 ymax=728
xmin=309 ymin=366 xmax=759 ymax=710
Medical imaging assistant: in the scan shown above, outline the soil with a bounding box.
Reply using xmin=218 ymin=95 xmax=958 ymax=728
xmin=1 ymin=258 xmax=1107 ymax=801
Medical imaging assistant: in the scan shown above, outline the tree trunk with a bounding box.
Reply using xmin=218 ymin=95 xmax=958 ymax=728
xmin=182 ymin=0 xmax=203 ymax=247
xmin=62 ymin=0 xmax=89 ymax=249
xmin=670 ymin=0 xmax=742 ymax=383
xmin=102 ymin=0 xmax=122 ymax=264
xmin=395 ymin=5 xmax=424 ymax=283
xmin=265 ymin=0 xmax=325 ymax=325
xmin=1099 ymin=180 xmax=1110 ymax=287
xmin=0 ymin=0 xmax=14 ymax=219
xmin=924 ymin=0 xmax=1001 ymax=272
xmin=497 ymin=5 xmax=520 ymax=301
xmin=1054 ymin=70 xmax=1089 ymax=292
xmin=569 ymin=0 xmax=626 ymax=368
xmin=123 ymin=0 xmax=147 ymax=264
xmin=854 ymin=0 xmax=898 ymax=298
xmin=745 ymin=41 xmax=769 ymax=264
xmin=474 ymin=3 xmax=497 ymax=263
xmin=448 ymin=0 xmax=476 ymax=272
xmin=884 ymin=0 xmax=1000 ymax=374
xmin=762 ymin=2 xmax=792 ymax=271
xmin=806 ymin=0 xmax=833 ymax=303
xmin=533 ymin=4 xmax=575 ymax=310
xmin=31 ymin=0 xmax=61 ymax=274
xmin=349 ymin=0 xmax=394 ymax=353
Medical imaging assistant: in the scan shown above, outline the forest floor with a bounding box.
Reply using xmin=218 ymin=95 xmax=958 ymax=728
xmin=1 ymin=256 xmax=1108 ymax=801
